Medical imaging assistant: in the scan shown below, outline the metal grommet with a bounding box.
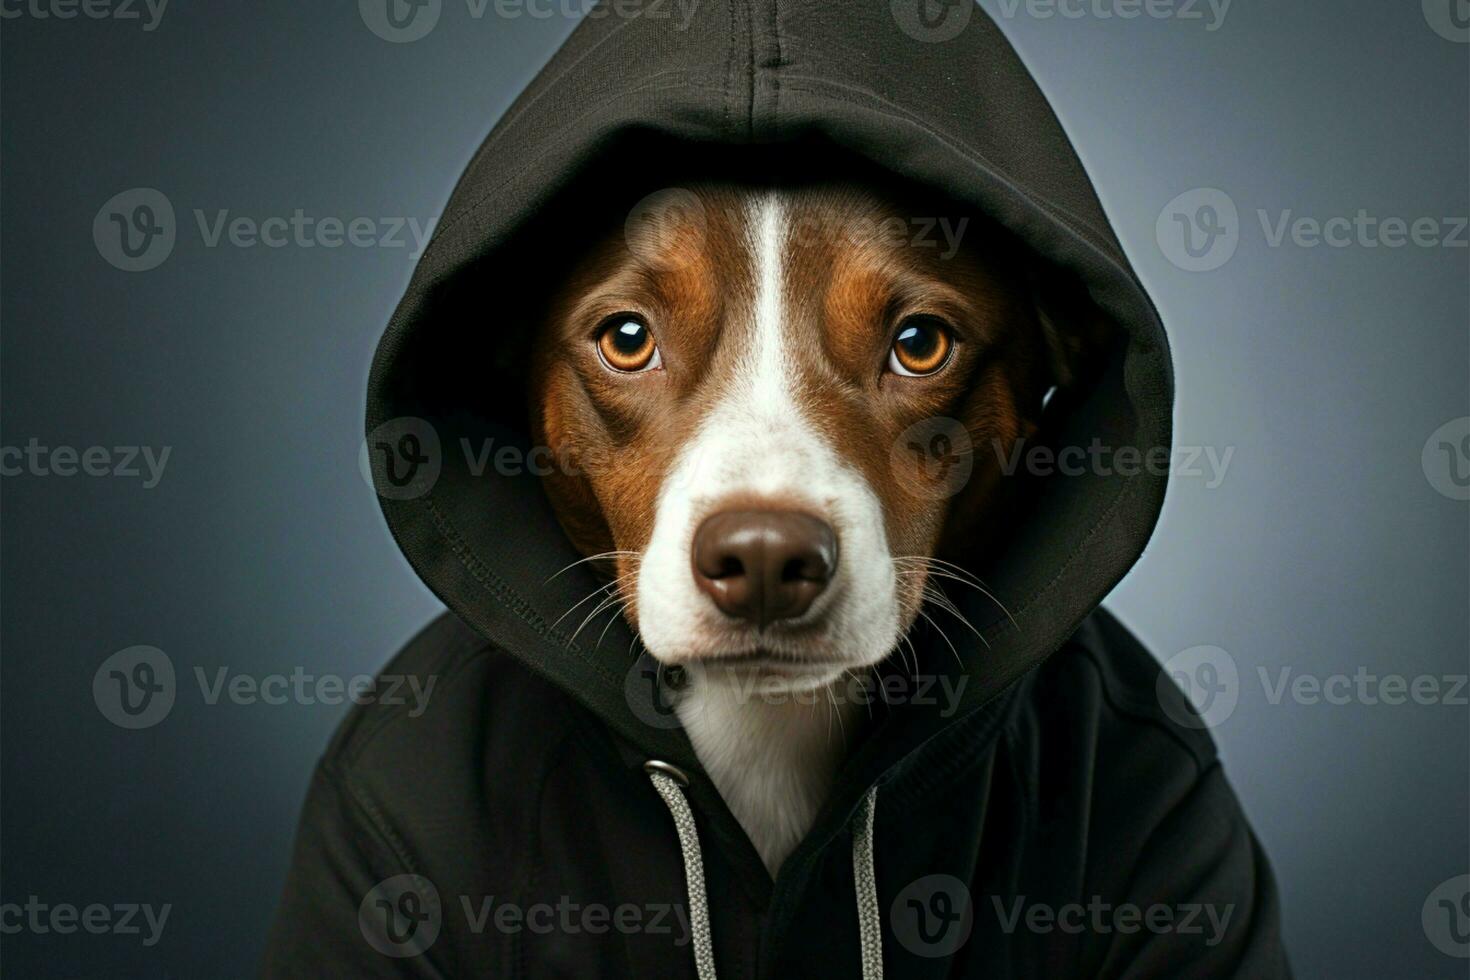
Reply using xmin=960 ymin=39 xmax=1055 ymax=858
xmin=643 ymin=759 xmax=691 ymax=787
xmin=663 ymin=664 xmax=688 ymax=691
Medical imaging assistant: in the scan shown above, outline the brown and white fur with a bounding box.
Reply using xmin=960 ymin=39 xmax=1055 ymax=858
xmin=530 ymin=183 xmax=1083 ymax=874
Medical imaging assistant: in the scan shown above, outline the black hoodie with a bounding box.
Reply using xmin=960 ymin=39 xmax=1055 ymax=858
xmin=264 ymin=1 xmax=1290 ymax=976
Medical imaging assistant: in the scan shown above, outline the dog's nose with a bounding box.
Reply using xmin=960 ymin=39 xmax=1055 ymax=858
xmin=691 ymin=510 xmax=837 ymax=627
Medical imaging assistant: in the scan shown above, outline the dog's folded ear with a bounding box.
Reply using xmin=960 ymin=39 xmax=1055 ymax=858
xmin=1029 ymin=264 xmax=1115 ymax=393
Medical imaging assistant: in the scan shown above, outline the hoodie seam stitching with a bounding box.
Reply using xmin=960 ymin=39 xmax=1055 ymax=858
xmin=320 ymin=761 xmax=420 ymax=882
xmin=744 ymin=0 xmax=757 ymax=139
xmin=326 ymin=767 xmax=463 ymax=977
xmin=722 ymin=0 xmax=735 ymax=137
xmin=767 ymin=0 xmax=783 ymax=125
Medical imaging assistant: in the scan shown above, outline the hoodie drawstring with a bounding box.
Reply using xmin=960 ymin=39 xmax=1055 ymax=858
xmin=646 ymin=763 xmax=719 ymax=980
xmin=852 ymin=786 xmax=883 ymax=980
xmin=645 ymin=762 xmax=884 ymax=980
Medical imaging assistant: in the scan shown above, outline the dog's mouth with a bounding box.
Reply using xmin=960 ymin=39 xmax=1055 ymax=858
xmin=673 ymin=648 xmax=852 ymax=691
xmin=693 ymin=648 xmax=845 ymax=673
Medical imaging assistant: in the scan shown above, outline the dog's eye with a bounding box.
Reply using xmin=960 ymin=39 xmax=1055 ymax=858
xmin=596 ymin=316 xmax=662 ymax=373
xmin=888 ymin=315 xmax=954 ymax=377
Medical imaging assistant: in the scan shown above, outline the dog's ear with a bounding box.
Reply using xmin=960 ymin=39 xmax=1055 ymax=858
xmin=1028 ymin=264 xmax=1113 ymax=392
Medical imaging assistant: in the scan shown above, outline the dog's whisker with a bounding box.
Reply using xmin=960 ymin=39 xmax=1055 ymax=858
xmin=919 ymin=584 xmax=992 ymax=652
xmin=568 ymin=589 xmax=629 ymax=647
xmin=594 ymin=597 xmax=631 ymax=651
xmin=896 ymin=563 xmax=997 ymax=651
xmin=893 ymin=554 xmax=985 ymax=588
xmin=896 ymin=630 xmax=919 ymax=680
xmin=545 ymin=550 xmax=640 ymax=584
xmin=914 ymin=606 xmax=965 ymax=674
xmin=825 ymin=683 xmax=849 ymax=742
xmin=550 ymin=579 xmax=621 ymax=632
xmin=558 ymin=568 xmax=637 ymax=642
xmin=845 ymin=667 xmax=877 ymax=722
xmin=934 ymin=576 xmax=1016 ymax=630
xmin=894 ymin=557 xmax=1017 ymax=630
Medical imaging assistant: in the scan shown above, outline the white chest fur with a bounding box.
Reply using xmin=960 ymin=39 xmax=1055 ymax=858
xmin=675 ymin=673 xmax=860 ymax=876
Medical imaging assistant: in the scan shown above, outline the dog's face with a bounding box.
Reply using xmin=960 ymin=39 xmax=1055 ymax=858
xmin=530 ymin=183 xmax=1059 ymax=690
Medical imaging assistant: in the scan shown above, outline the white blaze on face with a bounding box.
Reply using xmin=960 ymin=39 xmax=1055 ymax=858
xmin=634 ymin=192 xmax=900 ymax=677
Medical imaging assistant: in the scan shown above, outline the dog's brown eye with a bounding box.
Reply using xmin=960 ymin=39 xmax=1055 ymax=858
xmin=596 ymin=316 xmax=661 ymax=373
xmin=888 ymin=315 xmax=954 ymax=377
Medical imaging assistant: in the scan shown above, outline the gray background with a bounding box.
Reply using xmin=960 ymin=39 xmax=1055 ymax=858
xmin=1 ymin=1 xmax=1466 ymax=976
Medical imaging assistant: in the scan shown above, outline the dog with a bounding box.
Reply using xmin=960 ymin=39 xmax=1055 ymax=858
xmin=529 ymin=182 xmax=1088 ymax=874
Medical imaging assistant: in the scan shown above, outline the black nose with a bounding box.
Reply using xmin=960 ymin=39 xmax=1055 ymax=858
xmin=691 ymin=510 xmax=838 ymax=627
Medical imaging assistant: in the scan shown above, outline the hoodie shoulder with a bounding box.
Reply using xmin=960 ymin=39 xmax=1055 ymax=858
xmin=1053 ymin=606 xmax=1220 ymax=772
xmin=1003 ymin=606 xmax=1224 ymax=853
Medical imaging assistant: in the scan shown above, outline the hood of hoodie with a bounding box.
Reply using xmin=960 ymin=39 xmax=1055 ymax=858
xmin=365 ymin=0 xmax=1172 ymax=851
